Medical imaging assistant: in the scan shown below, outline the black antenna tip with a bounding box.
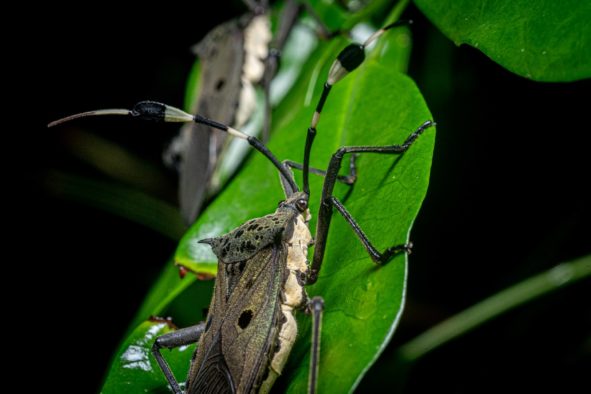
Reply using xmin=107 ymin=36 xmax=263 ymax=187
xmin=383 ymin=19 xmax=413 ymax=31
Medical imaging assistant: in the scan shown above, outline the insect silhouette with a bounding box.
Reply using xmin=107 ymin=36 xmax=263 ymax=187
xmin=49 ymin=19 xmax=434 ymax=394
xmin=165 ymin=0 xmax=329 ymax=225
xmin=164 ymin=0 xmax=275 ymax=225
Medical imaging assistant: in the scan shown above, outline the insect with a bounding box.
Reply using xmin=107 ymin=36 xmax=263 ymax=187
xmin=165 ymin=0 xmax=329 ymax=225
xmin=49 ymin=19 xmax=433 ymax=394
xmin=164 ymin=0 xmax=275 ymax=225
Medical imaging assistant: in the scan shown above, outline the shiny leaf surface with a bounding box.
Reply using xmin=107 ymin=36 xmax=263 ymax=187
xmin=414 ymin=0 xmax=591 ymax=81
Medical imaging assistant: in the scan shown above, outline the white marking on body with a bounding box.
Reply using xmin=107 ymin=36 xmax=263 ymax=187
xmin=234 ymin=14 xmax=271 ymax=130
xmin=244 ymin=52 xmax=266 ymax=82
xmin=244 ymin=15 xmax=272 ymax=61
xmin=271 ymin=306 xmax=298 ymax=373
xmin=286 ymin=213 xmax=312 ymax=281
xmin=235 ymin=78 xmax=257 ymax=129
xmin=269 ymin=212 xmax=313 ymax=377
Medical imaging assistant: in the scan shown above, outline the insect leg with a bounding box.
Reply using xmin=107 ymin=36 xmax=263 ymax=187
xmin=330 ymin=195 xmax=413 ymax=260
xmin=262 ymin=0 xmax=300 ymax=142
xmin=307 ymin=296 xmax=324 ymax=394
xmin=300 ymin=2 xmax=343 ymax=40
xmin=284 ymin=155 xmax=357 ymax=185
xmin=278 ymin=156 xmax=356 ymax=198
xmin=307 ymin=120 xmax=434 ymax=284
xmin=152 ymin=322 xmax=206 ymax=394
xmin=262 ymin=1 xmax=342 ymax=142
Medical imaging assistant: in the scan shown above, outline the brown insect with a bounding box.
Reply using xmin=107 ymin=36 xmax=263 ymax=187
xmin=49 ymin=19 xmax=433 ymax=394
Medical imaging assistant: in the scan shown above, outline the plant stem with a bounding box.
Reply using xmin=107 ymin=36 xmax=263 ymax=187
xmin=44 ymin=170 xmax=185 ymax=240
xmin=398 ymin=254 xmax=591 ymax=361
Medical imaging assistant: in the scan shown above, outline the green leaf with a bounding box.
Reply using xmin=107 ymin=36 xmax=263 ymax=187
xmin=282 ymin=44 xmax=433 ymax=394
xmin=183 ymin=61 xmax=201 ymax=112
xmin=104 ymin=7 xmax=435 ymax=393
xmin=44 ymin=171 xmax=184 ymax=242
xmin=101 ymin=320 xmax=195 ymax=394
xmin=414 ymin=0 xmax=591 ymax=81
xmin=307 ymin=0 xmax=401 ymax=31
xmin=175 ymin=31 xmax=434 ymax=394
xmin=131 ymin=260 xmax=197 ymax=329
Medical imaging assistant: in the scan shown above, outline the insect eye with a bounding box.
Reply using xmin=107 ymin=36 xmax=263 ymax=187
xmin=296 ymin=199 xmax=308 ymax=211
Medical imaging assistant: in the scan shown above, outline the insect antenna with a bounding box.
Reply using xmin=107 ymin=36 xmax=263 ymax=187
xmin=47 ymin=109 xmax=131 ymax=127
xmin=48 ymin=100 xmax=299 ymax=193
xmin=302 ymin=19 xmax=412 ymax=195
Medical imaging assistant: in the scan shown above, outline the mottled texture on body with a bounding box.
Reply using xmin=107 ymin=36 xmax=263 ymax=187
xmin=190 ymin=193 xmax=313 ymax=393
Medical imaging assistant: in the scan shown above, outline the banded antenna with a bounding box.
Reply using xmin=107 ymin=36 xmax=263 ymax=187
xmin=48 ymin=100 xmax=299 ymax=193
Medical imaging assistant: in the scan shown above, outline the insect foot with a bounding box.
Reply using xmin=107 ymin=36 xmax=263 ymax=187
xmin=379 ymin=242 xmax=414 ymax=265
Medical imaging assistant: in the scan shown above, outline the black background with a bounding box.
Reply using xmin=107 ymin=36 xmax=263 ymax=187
xmin=23 ymin=1 xmax=591 ymax=392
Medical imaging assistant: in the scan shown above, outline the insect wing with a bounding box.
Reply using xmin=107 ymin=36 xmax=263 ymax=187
xmin=188 ymin=245 xmax=286 ymax=393
xmin=187 ymin=331 xmax=236 ymax=394
xmin=180 ymin=18 xmax=247 ymax=224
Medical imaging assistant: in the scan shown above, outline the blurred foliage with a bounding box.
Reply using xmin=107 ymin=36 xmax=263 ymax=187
xmin=39 ymin=0 xmax=590 ymax=393
xmin=415 ymin=0 xmax=591 ymax=81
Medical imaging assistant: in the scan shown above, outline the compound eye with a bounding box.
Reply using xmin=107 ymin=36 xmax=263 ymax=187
xmin=296 ymin=199 xmax=308 ymax=211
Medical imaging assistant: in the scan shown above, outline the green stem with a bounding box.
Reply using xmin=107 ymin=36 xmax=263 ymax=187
xmin=398 ymin=254 xmax=591 ymax=361
xmin=44 ymin=170 xmax=185 ymax=240
xmin=387 ymin=0 xmax=411 ymax=25
xmin=61 ymin=129 xmax=174 ymax=195
xmin=342 ymin=0 xmax=411 ymax=30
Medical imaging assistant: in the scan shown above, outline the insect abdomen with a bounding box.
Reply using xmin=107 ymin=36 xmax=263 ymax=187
xmin=258 ymin=213 xmax=312 ymax=393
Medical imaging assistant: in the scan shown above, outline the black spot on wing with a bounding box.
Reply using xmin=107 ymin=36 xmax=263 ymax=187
xmin=224 ymin=260 xmax=247 ymax=299
xmin=215 ymin=78 xmax=226 ymax=91
xmin=238 ymin=309 xmax=253 ymax=329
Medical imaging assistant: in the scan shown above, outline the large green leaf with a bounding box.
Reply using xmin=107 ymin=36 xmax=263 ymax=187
xmin=414 ymin=0 xmax=591 ymax=81
xmin=281 ymin=42 xmax=433 ymax=394
xmin=103 ymin=7 xmax=435 ymax=394
xmin=102 ymin=321 xmax=195 ymax=394
xmin=174 ymin=31 xmax=433 ymax=394
xmin=132 ymin=260 xmax=197 ymax=329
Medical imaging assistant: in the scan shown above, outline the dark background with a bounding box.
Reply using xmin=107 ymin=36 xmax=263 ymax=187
xmin=27 ymin=1 xmax=590 ymax=392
